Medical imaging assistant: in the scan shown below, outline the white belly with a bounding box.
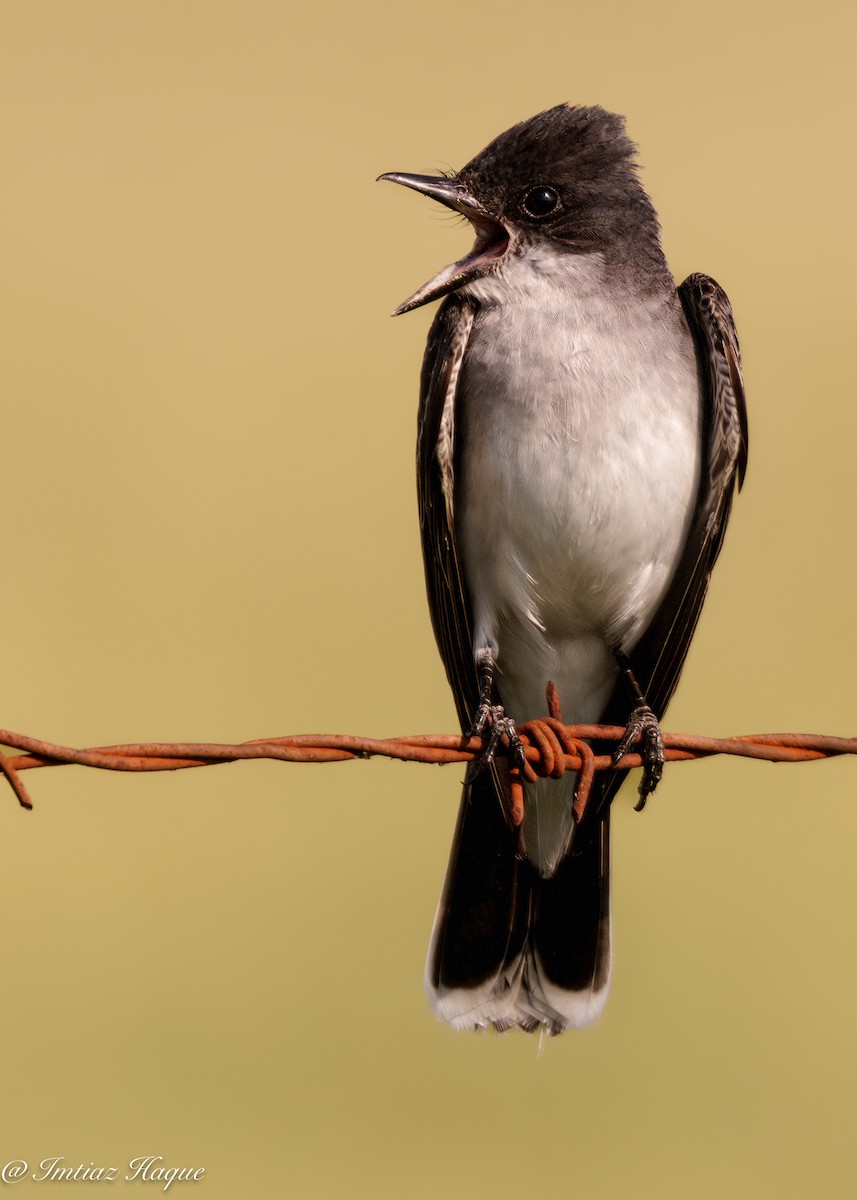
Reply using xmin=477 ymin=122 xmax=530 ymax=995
xmin=457 ymin=274 xmax=701 ymax=728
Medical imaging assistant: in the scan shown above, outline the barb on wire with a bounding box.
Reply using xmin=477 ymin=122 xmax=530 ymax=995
xmin=0 ymin=679 xmax=853 ymax=817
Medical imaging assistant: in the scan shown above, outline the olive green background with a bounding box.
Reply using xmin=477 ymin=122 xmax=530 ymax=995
xmin=1 ymin=1 xmax=855 ymax=1196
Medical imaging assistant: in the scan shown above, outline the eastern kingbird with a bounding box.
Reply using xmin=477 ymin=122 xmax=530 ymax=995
xmin=379 ymin=105 xmax=747 ymax=1033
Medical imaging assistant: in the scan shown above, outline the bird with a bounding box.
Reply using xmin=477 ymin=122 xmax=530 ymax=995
xmin=378 ymin=105 xmax=747 ymax=1034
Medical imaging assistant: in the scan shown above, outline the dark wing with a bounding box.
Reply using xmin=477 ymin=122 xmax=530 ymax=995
xmin=417 ymin=292 xmax=479 ymax=731
xmin=596 ymin=274 xmax=748 ymax=808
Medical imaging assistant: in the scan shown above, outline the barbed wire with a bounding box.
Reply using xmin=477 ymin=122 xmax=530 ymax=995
xmin=1 ymin=681 xmax=853 ymax=821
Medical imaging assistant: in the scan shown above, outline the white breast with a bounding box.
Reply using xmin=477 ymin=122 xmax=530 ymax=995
xmin=457 ymin=251 xmax=702 ymax=727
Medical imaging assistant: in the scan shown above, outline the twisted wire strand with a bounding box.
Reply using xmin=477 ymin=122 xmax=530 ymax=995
xmin=0 ymin=711 xmax=853 ymax=814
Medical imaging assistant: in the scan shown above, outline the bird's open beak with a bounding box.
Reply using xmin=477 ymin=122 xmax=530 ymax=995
xmin=377 ymin=173 xmax=509 ymax=315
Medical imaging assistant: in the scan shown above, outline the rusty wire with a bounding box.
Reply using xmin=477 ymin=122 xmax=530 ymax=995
xmin=0 ymin=681 xmax=853 ymax=819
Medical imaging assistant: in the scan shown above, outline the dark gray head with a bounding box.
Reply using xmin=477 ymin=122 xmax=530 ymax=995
xmin=379 ymin=104 xmax=668 ymax=314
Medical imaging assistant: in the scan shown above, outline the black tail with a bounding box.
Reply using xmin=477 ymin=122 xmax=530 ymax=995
xmin=426 ymin=771 xmax=611 ymax=1033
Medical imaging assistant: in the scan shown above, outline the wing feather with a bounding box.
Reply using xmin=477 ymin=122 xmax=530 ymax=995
xmin=596 ymin=273 xmax=748 ymax=809
xmin=417 ymin=294 xmax=478 ymax=731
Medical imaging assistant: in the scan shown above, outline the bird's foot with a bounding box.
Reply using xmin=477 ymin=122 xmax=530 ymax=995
xmin=612 ymin=704 xmax=665 ymax=811
xmin=467 ymin=703 xmax=526 ymax=775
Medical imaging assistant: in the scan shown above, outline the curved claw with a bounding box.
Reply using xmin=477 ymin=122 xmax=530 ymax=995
xmin=467 ymin=704 xmax=525 ymax=775
xmin=611 ymin=704 xmax=665 ymax=810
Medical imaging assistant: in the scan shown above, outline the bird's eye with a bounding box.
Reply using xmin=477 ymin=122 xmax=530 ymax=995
xmin=520 ymin=185 xmax=560 ymax=219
